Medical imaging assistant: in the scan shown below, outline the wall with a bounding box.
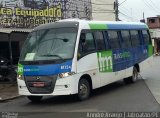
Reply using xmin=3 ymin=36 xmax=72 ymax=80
xmin=147 ymin=17 xmax=160 ymax=29
xmin=0 ymin=0 xmax=92 ymax=28
xmin=150 ymin=29 xmax=160 ymax=39
xmin=91 ymin=0 xmax=115 ymax=21
xmin=0 ymin=32 xmax=28 ymax=64
xmin=147 ymin=17 xmax=160 ymax=54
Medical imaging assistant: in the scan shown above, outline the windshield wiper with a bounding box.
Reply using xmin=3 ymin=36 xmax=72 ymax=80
xmin=39 ymin=54 xmax=64 ymax=60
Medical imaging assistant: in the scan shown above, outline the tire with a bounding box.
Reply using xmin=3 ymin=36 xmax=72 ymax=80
xmin=77 ymin=79 xmax=91 ymax=101
xmin=124 ymin=67 xmax=139 ymax=84
xmin=27 ymin=96 xmax=43 ymax=103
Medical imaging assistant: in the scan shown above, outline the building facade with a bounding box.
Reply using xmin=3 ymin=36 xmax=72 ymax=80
xmin=0 ymin=0 xmax=116 ymax=65
xmin=0 ymin=0 xmax=92 ymax=64
xmin=91 ymin=0 xmax=115 ymax=21
xmin=147 ymin=17 xmax=160 ymax=55
xmin=0 ymin=0 xmax=92 ymax=29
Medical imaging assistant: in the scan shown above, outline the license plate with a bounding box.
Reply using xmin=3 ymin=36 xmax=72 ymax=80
xmin=33 ymin=82 xmax=45 ymax=87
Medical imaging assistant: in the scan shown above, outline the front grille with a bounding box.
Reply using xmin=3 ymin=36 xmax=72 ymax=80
xmin=24 ymin=75 xmax=57 ymax=94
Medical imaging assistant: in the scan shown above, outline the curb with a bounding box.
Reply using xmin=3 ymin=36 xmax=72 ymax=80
xmin=0 ymin=95 xmax=23 ymax=102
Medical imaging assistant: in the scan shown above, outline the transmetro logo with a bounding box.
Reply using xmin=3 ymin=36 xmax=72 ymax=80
xmin=97 ymin=51 xmax=113 ymax=72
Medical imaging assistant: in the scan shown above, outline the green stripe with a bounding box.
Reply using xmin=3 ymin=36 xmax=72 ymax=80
xmin=148 ymin=45 xmax=153 ymax=57
xmin=18 ymin=63 xmax=24 ymax=75
xmin=89 ymin=24 xmax=108 ymax=29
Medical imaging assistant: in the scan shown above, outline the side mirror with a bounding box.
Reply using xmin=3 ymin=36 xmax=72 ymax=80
xmin=80 ymin=33 xmax=86 ymax=43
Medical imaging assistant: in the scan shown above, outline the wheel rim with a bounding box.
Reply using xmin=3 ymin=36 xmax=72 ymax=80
xmin=79 ymin=83 xmax=88 ymax=97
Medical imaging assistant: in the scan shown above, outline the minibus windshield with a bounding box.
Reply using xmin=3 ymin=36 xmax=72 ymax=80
xmin=20 ymin=28 xmax=77 ymax=62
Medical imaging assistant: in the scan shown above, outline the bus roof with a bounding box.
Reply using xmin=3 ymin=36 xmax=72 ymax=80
xmin=33 ymin=19 xmax=148 ymax=31
xmin=58 ymin=19 xmax=149 ymax=30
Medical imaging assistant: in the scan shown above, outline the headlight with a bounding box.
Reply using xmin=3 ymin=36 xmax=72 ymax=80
xmin=17 ymin=75 xmax=24 ymax=80
xmin=59 ymin=72 xmax=75 ymax=78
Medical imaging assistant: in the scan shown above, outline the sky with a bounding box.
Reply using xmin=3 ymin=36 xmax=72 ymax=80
xmin=118 ymin=0 xmax=160 ymax=22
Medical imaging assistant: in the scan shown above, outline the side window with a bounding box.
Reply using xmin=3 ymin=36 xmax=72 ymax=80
xmin=85 ymin=33 xmax=96 ymax=51
xmin=142 ymin=30 xmax=150 ymax=45
xmin=107 ymin=31 xmax=120 ymax=49
xmin=130 ymin=30 xmax=140 ymax=47
xmin=94 ymin=31 xmax=106 ymax=51
xmin=121 ymin=30 xmax=132 ymax=48
xmin=78 ymin=32 xmax=96 ymax=55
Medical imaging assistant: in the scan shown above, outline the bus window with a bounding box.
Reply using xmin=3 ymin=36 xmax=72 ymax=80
xmin=130 ymin=30 xmax=140 ymax=47
xmin=121 ymin=30 xmax=132 ymax=48
xmin=142 ymin=30 xmax=150 ymax=45
xmin=107 ymin=31 xmax=120 ymax=49
xmin=94 ymin=31 xmax=106 ymax=51
xmin=78 ymin=32 xmax=96 ymax=55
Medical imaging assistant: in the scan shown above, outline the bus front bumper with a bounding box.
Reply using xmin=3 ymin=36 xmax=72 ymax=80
xmin=17 ymin=76 xmax=79 ymax=96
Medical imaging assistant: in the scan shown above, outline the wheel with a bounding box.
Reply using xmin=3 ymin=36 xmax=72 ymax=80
xmin=124 ymin=67 xmax=139 ymax=84
xmin=27 ymin=96 xmax=43 ymax=103
xmin=77 ymin=79 xmax=91 ymax=101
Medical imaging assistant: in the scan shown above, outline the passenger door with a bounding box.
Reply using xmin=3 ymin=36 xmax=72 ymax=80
xmin=77 ymin=30 xmax=100 ymax=89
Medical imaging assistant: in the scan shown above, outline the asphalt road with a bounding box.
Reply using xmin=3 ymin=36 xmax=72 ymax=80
xmin=0 ymin=79 xmax=160 ymax=112
xmin=0 ymin=57 xmax=160 ymax=118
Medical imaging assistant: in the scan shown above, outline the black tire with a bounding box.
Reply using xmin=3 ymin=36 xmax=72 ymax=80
xmin=27 ymin=96 xmax=43 ymax=103
xmin=124 ymin=67 xmax=139 ymax=84
xmin=77 ymin=79 xmax=91 ymax=101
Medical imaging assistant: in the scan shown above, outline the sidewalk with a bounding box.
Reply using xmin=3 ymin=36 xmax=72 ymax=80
xmin=0 ymin=83 xmax=20 ymax=102
xmin=141 ymin=56 xmax=160 ymax=104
